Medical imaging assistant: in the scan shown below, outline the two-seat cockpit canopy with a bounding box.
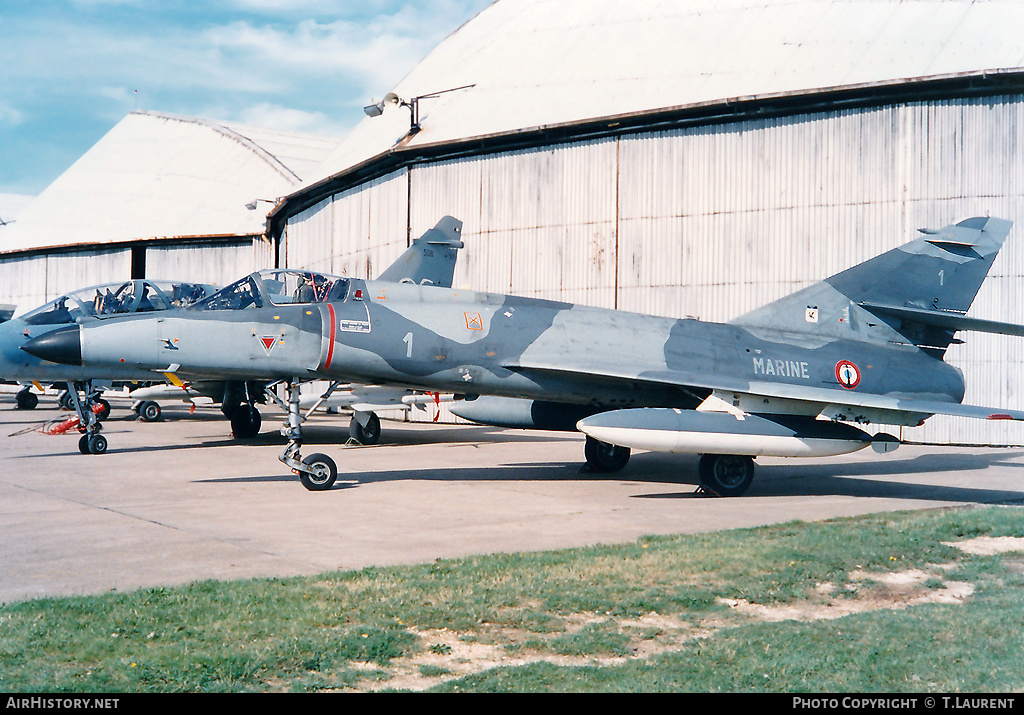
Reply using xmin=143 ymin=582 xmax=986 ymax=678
xmin=20 ymin=270 xmax=353 ymax=325
xmin=190 ymin=269 xmax=351 ymax=312
xmin=21 ymin=280 xmax=216 ymax=326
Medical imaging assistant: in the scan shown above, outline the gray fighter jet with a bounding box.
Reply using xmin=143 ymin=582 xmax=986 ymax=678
xmin=122 ymin=217 xmax=465 ymax=439
xmin=25 ymin=216 xmax=1024 ymax=495
xmin=1 ymin=278 xmax=218 ymax=452
xmin=8 ymin=216 xmax=464 ymax=453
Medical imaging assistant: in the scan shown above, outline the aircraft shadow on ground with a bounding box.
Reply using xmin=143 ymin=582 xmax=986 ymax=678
xmin=10 ymin=400 xmax=1024 ymax=505
xmin=7 ymin=419 xmax=572 ymax=459
xmin=194 ymin=448 xmax=1024 ymax=506
xmin=181 ymin=423 xmax=575 ymax=449
xmin=628 ymin=450 xmax=1024 ymax=504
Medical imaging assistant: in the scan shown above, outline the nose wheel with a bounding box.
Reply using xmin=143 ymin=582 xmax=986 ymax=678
xmin=66 ymin=381 xmax=108 ymax=455
xmin=78 ymin=432 xmax=108 ymax=455
xmin=298 ymin=451 xmax=338 ymax=491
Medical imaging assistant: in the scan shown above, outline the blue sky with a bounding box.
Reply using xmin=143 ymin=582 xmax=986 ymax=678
xmin=0 ymin=0 xmax=494 ymax=197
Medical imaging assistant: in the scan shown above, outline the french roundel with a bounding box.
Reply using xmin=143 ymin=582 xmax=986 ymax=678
xmin=835 ymin=360 xmax=861 ymax=389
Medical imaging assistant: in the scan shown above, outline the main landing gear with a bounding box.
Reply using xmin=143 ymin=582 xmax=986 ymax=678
xmin=15 ymin=387 xmax=39 ymax=410
xmin=697 ymin=454 xmax=755 ymax=497
xmin=59 ymin=388 xmax=110 ymax=420
xmin=228 ymin=403 xmax=262 ymax=438
xmin=583 ymin=436 xmax=631 ymax=473
xmin=276 ymin=378 xmax=340 ymax=491
xmin=221 ymin=382 xmax=263 ymax=438
xmin=349 ymin=411 xmax=381 ymax=445
xmin=133 ymin=400 xmax=162 ymax=422
xmin=581 ymin=434 xmax=756 ymax=497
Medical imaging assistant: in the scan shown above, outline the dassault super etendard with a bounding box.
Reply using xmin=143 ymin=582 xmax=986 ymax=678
xmin=25 ymin=216 xmax=1024 ymax=495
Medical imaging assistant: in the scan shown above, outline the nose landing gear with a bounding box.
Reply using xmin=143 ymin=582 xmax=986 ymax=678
xmin=65 ymin=381 xmax=108 ymax=455
xmin=276 ymin=378 xmax=344 ymax=491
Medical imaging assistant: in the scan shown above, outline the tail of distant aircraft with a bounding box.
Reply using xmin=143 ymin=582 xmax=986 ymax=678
xmin=377 ymin=216 xmax=464 ymax=288
xmin=730 ymin=217 xmax=1017 ymax=356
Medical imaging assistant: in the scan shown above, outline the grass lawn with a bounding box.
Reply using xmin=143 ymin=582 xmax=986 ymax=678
xmin=3 ymin=504 xmax=1024 ymax=692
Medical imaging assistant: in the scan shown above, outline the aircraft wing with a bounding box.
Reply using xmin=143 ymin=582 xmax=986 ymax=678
xmin=506 ymin=361 xmax=1024 ymax=423
xmin=736 ymin=378 xmax=1024 ymax=422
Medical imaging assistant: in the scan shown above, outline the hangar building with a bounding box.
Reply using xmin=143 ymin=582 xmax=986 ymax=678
xmin=0 ymin=110 xmax=340 ymax=314
xmin=267 ymin=0 xmax=1024 ymax=444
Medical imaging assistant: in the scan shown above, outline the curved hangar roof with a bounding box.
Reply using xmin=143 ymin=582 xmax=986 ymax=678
xmin=1 ymin=110 xmax=341 ymax=255
xmin=295 ymin=0 xmax=1024 ymax=202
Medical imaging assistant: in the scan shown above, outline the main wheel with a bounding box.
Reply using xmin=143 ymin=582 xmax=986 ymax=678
xmin=299 ymin=452 xmax=338 ymax=491
xmin=349 ymin=413 xmax=381 ymax=445
xmin=698 ymin=454 xmax=755 ymax=497
xmin=15 ymin=389 xmax=38 ymax=410
xmin=230 ymin=404 xmax=262 ymax=438
xmin=93 ymin=398 xmax=111 ymax=421
xmin=583 ymin=436 xmax=631 ymax=473
xmin=139 ymin=400 xmax=162 ymax=422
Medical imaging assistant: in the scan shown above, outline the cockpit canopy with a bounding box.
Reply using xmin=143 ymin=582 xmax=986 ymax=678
xmin=21 ymin=280 xmax=216 ymax=326
xmin=190 ymin=269 xmax=350 ymax=311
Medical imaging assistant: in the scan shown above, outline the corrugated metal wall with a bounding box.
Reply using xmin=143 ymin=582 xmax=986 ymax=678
xmin=145 ymin=239 xmax=269 ymax=286
xmin=0 ymin=249 xmax=132 ymax=316
xmin=284 ymin=94 xmax=1024 ymax=444
xmin=0 ymin=253 xmax=49 ymax=316
xmin=0 ymin=239 xmax=268 ymax=317
xmin=283 ymin=169 xmax=410 ymax=277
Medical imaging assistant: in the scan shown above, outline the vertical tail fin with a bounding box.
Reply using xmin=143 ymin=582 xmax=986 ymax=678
xmin=731 ymin=217 xmax=1013 ymax=355
xmin=377 ymin=216 xmax=464 ymax=288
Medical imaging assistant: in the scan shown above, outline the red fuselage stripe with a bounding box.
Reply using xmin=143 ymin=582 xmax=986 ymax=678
xmin=325 ymin=303 xmax=336 ymax=370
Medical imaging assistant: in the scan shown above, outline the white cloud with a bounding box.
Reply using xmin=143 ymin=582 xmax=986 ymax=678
xmin=5 ymin=1 xmax=493 ymax=98
xmin=98 ymin=86 xmax=138 ymax=103
xmin=0 ymin=104 xmax=24 ymax=126
xmin=0 ymin=0 xmax=494 ymax=194
xmin=197 ymin=10 xmax=472 ymax=97
xmin=233 ymin=102 xmax=351 ymax=137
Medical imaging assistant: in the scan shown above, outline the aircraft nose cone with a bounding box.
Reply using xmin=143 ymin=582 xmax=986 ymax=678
xmin=21 ymin=325 xmax=82 ymax=366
